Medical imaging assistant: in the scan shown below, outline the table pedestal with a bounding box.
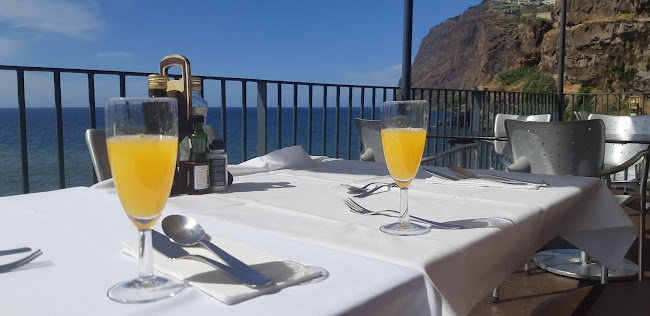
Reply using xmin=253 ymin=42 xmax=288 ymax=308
xmin=534 ymin=249 xmax=637 ymax=280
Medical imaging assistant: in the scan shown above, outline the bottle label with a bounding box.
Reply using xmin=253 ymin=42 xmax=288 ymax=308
xmin=193 ymin=164 xmax=209 ymax=190
xmin=209 ymin=156 xmax=228 ymax=190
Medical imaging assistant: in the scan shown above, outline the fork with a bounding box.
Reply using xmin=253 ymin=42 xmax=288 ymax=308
xmin=341 ymin=181 xmax=390 ymax=193
xmin=0 ymin=247 xmax=31 ymax=256
xmin=342 ymin=198 xmax=462 ymax=229
xmin=0 ymin=249 xmax=43 ymax=273
xmin=354 ymin=183 xmax=397 ymax=198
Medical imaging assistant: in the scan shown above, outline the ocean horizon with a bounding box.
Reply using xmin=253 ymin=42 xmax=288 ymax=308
xmin=0 ymin=106 xmax=456 ymax=197
xmin=0 ymin=106 xmax=383 ymax=197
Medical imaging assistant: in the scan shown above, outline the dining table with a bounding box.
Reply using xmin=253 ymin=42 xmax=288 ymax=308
xmin=0 ymin=146 xmax=638 ymax=315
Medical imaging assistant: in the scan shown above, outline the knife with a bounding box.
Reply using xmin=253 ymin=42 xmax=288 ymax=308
xmin=152 ymin=230 xmax=273 ymax=288
xmin=448 ymin=165 xmax=547 ymax=186
xmin=422 ymin=168 xmax=459 ymax=181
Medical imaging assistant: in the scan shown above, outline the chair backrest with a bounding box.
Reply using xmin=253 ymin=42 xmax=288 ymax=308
xmin=505 ymin=120 xmax=605 ymax=177
xmin=493 ymin=114 xmax=551 ymax=155
xmin=205 ymin=124 xmax=218 ymax=145
xmin=354 ymin=118 xmax=384 ymax=162
xmin=85 ymin=129 xmax=112 ymax=181
xmin=574 ymin=111 xmax=590 ymax=120
xmin=589 ymin=114 xmax=650 ymax=166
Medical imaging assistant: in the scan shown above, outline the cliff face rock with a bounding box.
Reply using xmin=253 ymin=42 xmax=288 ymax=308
xmin=564 ymin=0 xmax=650 ymax=26
xmin=411 ymin=0 xmax=650 ymax=92
xmin=411 ymin=1 xmax=552 ymax=90
xmin=540 ymin=0 xmax=650 ymax=91
xmin=410 ymin=4 xmax=490 ymax=90
xmin=539 ymin=19 xmax=650 ymax=90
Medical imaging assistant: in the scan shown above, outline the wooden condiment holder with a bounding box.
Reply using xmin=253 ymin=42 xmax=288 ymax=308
xmin=159 ymin=55 xmax=193 ymax=195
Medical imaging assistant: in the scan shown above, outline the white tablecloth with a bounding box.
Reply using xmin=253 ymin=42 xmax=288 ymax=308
xmin=0 ymin=158 xmax=636 ymax=315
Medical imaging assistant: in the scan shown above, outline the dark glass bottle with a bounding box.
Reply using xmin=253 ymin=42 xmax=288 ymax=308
xmin=187 ymin=116 xmax=209 ymax=194
xmin=190 ymin=116 xmax=208 ymax=163
xmin=144 ymin=74 xmax=169 ymax=135
xmin=148 ymin=74 xmax=168 ymax=97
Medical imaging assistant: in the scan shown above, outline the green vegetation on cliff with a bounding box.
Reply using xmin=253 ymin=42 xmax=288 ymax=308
xmin=497 ymin=67 xmax=556 ymax=93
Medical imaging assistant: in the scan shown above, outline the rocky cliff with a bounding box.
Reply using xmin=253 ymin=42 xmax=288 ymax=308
xmin=411 ymin=0 xmax=650 ymax=92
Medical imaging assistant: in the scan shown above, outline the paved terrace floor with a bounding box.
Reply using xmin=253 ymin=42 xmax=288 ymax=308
xmin=469 ymin=192 xmax=650 ymax=316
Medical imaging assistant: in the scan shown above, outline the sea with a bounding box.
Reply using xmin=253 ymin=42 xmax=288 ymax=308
xmin=0 ymin=106 xmax=387 ymax=197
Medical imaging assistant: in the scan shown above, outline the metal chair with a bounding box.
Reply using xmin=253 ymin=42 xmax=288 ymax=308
xmin=354 ymin=118 xmax=478 ymax=165
xmin=505 ymin=119 xmax=648 ymax=284
xmin=85 ymin=129 xmax=112 ymax=181
xmin=491 ymin=114 xmax=551 ymax=168
xmin=355 ymin=118 xmax=385 ymax=162
xmin=574 ymin=111 xmax=590 ymax=120
xmin=589 ymin=114 xmax=650 ymax=202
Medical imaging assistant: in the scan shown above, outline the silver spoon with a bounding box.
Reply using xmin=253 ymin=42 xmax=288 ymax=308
xmin=161 ymin=215 xmax=272 ymax=285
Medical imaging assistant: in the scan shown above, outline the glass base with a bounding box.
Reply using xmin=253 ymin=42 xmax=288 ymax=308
xmin=380 ymin=221 xmax=430 ymax=236
xmin=107 ymin=276 xmax=185 ymax=304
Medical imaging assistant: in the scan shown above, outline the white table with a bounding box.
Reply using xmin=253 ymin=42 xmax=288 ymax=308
xmin=0 ymin=158 xmax=637 ymax=315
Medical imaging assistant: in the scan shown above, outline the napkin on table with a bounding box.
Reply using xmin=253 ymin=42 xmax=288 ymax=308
xmin=122 ymin=233 xmax=324 ymax=305
xmin=425 ymin=176 xmax=541 ymax=190
xmin=229 ymin=145 xmax=325 ymax=176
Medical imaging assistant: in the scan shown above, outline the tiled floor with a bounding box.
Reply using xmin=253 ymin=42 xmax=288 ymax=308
xmin=469 ymin=203 xmax=649 ymax=315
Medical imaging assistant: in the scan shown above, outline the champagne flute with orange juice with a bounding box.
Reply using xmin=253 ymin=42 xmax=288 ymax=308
xmin=380 ymin=100 xmax=430 ymax=236
xmin=105 ymin=97 xmax=185 ymax=303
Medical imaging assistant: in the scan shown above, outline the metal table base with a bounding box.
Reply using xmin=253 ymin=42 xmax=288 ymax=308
xmin=534 ymin=249 xmax=637 ymax=280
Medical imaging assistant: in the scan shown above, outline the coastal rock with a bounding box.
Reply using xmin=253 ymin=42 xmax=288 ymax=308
xmin=411 ymin=1 xmax=552 ymax=90
xmin=410 ymin=0 xmax=650 ymax=92
xmin=539 ymin=19 xmax=650 ymax=90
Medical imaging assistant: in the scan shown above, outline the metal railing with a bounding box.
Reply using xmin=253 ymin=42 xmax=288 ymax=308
xmin=566 ymin=92 xmax=650 ymax=119
xmin=0 ymin=65 xmax=556 ymax=196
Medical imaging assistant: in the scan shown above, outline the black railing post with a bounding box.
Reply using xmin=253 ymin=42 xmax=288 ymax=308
xmin=54 ymin=71 xmax=65 ymax=189
xmin=87 ymin=72 xmax=97 ymax=183
xmin=220 ymin=80 xmax=227 ymax=144
xmin=293 ymin=84 xmax=298 ymax=146
xmin=335 ymin=86 xmax=341 ymax=158
xmin=277 ymin=83 xmax=282 ymax=150
xmin=119 ymin=74 xmax=126 ymax=97
xmin=88 ymin=73 xmax=96 ymax=128
xmin=347 ymin=87 xmax=353 ymax=160
xmin=257 ymin=81 xmax=267 ymax=156
xmin=308 ymin=84 xmax=313 ymax=154
xmin=17 ymin=69 xmax=29 ymax=194
xmin=322 ymin=86 xmax=328 ymax=156
xmin=241 ymin=80 xmax=248 ymax=160
xmin=401 ymin=0 xmax=413 ymax=101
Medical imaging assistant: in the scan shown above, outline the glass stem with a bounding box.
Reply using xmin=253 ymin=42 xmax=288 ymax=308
xmin=138 ymin=229 xmax=155 ymax=285
xmin=399 ymin=187 xmax=410 ymax=227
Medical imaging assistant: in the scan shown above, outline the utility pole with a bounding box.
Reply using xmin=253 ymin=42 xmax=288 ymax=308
xmin=402 ymin=0 xmax=414 ymax=101
xmin=556 ymin=0 xmax=567 ymax=120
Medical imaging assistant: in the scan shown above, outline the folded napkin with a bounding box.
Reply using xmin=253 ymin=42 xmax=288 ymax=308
xmin=122 ymin=234 xmax=324 ymax=305
xmin=230 ymin=145 xmax=323 ymax=176
xmin=425 ymin=176 xmax=541 ymax=190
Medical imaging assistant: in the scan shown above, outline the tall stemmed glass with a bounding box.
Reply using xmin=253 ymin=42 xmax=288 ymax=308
xmin=380 ymin=100 xmax=430 ymax=236
xmin=106 ymin=97 xmax=185 ymax=303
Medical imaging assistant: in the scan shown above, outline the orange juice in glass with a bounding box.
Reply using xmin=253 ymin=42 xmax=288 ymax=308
xmin=105 ymin=97 xmax=185 ymax=303
xmin=381 ymin=128 xmax=427 ymax=188
xmin=107 ymin=135 xmax=178 ymax=230
xmin=380 ymin=100 xmax=430 ymax=236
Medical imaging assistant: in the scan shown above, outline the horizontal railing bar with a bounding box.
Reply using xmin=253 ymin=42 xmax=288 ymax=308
xmin=1 ymin=65 xmax=570 ymax=95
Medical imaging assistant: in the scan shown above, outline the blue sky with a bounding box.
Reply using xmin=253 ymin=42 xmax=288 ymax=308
xmin=0 ymin=0 xmax=482 ymax=107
